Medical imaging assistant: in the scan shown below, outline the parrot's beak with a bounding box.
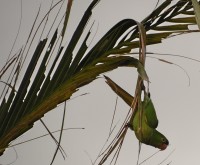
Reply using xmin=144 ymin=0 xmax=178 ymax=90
xmin=160 ymin=139 xmax=169 ymax=150
xmin=160 ymin=143 xmax=168 ymax=150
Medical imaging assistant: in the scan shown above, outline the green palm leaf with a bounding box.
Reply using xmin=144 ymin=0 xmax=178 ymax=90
xmin=0 ymin=0 xmax=199 ymax=156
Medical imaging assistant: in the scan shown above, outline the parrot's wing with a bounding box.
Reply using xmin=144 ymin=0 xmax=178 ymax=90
xmin=143 ymin=93 xmax=158 ymax=129
xmin=104 ymin=76 xmax=134 ymax=106
xmin=132 ymin=103 xmax=154 ymax=144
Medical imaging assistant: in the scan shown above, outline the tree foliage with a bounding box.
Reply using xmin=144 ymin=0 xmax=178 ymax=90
xmin=0 ymin=0 xmax=199 ymax=163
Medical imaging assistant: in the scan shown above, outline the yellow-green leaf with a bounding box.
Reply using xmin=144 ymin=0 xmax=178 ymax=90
xmin=168 ymin=17 xmax=196 ymax=24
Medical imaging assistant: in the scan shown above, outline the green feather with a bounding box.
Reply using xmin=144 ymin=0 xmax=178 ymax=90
xmin=142 ymin=93 xmax=158 ymax=129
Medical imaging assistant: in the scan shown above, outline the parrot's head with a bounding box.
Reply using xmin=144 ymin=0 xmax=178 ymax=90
xmin=149 ymin=129 xmax=169 ymax=150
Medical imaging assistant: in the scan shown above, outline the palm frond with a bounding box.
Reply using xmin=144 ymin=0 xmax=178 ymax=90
xmin=0 ymin=0 xmax=199 ymax=157
xmin=0 ymin=0 xmax=143 ymax=155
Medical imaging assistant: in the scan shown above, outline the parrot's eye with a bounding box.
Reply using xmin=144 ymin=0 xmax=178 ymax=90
xmin=161 ymin=138 xmax=166 ymax=143
xmin=161 ymin=138 xmax=169 ymax=145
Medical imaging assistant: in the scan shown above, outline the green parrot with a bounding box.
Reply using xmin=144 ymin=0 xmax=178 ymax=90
xmin=104 ymin=76 xmax=169 ymax=150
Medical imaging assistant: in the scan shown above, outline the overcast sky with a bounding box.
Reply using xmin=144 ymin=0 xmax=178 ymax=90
xmin=1 ymin=0 xmax=200 ymax=165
